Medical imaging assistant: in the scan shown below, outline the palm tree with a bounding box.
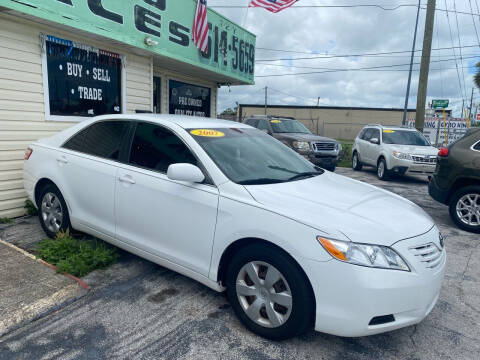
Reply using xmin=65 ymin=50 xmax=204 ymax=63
xmin=475 ymin=62 xmax=480 ymax=89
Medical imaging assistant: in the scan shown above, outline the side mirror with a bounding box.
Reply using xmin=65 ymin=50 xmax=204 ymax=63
xmin=370 ymin=138 xmax=379 ymax=145
xmin=167 ymin=163 xmax=205 ymax=183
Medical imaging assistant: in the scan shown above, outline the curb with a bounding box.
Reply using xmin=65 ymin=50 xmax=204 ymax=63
xmin=0 ymin=238 xmax=91 ymax=291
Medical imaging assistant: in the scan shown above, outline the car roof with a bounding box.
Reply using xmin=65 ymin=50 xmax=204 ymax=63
xmin=91 ymin=114 xmax=250 ymax=129
xmin=365 ymin=124 xmax=417 ymax=131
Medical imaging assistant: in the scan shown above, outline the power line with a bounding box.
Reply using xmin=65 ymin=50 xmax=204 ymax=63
xmin=255 ymin=55 xmax=480 ymax=77
xmin=444 ymin=0 xmax=466 ymax=102
xmin=468 ymin=0 xmax=480 ymax=48
xmin=453 ymin=0 xmax=468 ymax=101
xmin=255 ymin=44 xmax=480 ymax=62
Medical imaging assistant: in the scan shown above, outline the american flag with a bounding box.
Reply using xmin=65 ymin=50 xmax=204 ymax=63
xmin=249 ymin=0 xmax=298 ymax=13
xmin=192 ymin=0 xmax=209 ymax=53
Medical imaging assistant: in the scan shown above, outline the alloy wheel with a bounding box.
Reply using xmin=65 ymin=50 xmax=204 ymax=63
xmin=235 ymin=261 xmax=293 ymax=328
xmin=456 ymin=193 xmax=480 ymax=227
xmin=41 ymin=192 xmax=63 ymax=233
xmin=378 ymin=161 xmax=385 ymax=178
xmin=352 ymin=154 xmax=358 ymax=168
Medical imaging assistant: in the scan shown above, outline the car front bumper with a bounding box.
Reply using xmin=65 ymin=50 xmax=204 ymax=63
xmin=303 ymin=227 xmax=446 ymax=337
xmin=304 ymin=153 xmax=341 ymax=168
xmin=389 ymin=158 xmax=436 ymax=176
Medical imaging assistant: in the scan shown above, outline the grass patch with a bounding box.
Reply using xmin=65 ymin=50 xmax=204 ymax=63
xmin=0 ymin=217 xmax=13 ymax=224
xmin=338 ymin=141 xmax=353 ymax=168
xmin=37 ymin=232 xmax=119 ymax=277
xmin=24 ymin=199 xmax=38 ymax=216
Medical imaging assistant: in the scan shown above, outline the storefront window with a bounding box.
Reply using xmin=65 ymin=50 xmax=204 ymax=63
xmin=169 ymin=80 xmax=211 ymax=118
xmin=43 ymin=35 xmax=123 ymax=119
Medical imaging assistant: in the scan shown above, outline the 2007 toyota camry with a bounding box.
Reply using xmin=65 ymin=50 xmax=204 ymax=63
xmin=24 ymin=114 xmax=445 ymax=340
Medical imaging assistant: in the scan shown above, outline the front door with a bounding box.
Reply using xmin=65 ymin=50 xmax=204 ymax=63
xmin=115 ymin=122 xmax=219 ymax=277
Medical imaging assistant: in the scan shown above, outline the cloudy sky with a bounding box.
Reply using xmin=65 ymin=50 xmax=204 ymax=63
xmin=210 ymin=0 xmax=480 ymax=117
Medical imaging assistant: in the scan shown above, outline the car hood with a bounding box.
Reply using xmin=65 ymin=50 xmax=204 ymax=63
xmin=275 ymin=133 xmax=337 ymax=143
xmin=385 ymin=144 xmax=438 ymax=155
xmin=244 ymin=171 xmax=434 ymax=246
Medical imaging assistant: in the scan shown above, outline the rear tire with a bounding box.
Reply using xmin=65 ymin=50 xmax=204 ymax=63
xmin=38 ymin=184 xmax=71 ymax=238
xmin=377 ymin=158 xmax=389 ymax=181
xmin=352 ymin=152 xmax=363 ymax=171
xmin=449 ymin=186 xmax=480 ymax=233
xmin=226 ymin=243 xmax=314 ymax=340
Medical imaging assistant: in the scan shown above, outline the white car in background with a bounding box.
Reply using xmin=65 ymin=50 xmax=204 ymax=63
xmin=352 ymin=125 xmax=439 ymax=180
xmin=24 ymin=115 xmax=445 ymax=340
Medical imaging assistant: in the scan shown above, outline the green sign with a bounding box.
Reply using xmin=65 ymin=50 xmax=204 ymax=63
xmin=0 ymin=0 xmax=256 ymax=84
xmin=432 ymin=99 xmax=449 ymax=109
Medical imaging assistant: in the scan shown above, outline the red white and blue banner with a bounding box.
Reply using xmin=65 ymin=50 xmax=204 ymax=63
xmin=249 ymin=0 xmax=298 ymax=13
xmin=193 ymin=0 xmax=209 ymax=53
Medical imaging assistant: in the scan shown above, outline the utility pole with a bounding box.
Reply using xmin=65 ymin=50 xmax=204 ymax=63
xmin=469 ymin=88 xmax=474 ymax=120
xmin=415 ymin=0 xmax=436 ymax=132
xmin=317 ymin=97 xmax=320 ymax=107
xmin=264 ymin=86 xmax=268 ymax=115
xmin=403 ymin=0 xmax=421 ymax=126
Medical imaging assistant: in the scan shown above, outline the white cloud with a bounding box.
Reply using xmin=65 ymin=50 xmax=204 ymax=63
xmin=211 ymin=0 xmax=480 ymax=117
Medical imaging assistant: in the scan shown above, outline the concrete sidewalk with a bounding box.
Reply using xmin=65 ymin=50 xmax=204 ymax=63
xmin=0 ymin=236 xmax=88 ymax=337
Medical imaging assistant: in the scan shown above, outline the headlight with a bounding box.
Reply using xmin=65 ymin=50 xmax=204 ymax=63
xmin=392 ymin=151 xmax=413 ymax=160
xmin=292 ymin=141 xmax=310 ymax=151
xmin=335 ymin=143 xmax=342 ymax=151
xmin=317 ymin=236 xmax=410 ymax=271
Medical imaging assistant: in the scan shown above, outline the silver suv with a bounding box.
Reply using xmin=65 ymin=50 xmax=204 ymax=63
xmin=352 ymin=124 xmax=439 ymax=180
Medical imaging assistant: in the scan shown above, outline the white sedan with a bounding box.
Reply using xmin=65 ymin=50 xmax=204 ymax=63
xmin=24 ymin=115 xmax=446 ymax=340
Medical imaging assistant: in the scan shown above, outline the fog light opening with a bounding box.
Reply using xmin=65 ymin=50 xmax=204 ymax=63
xmin=368 ymin=314 xmax=395 ymax=326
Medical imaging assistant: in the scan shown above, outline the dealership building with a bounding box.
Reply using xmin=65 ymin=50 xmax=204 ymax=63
xmin=0 ymin=0 xmax=255 ymax=218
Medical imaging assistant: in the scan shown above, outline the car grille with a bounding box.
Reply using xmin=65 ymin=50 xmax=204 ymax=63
xmin=410 ymin=243 xmax=443 ymax=269
xmin=412 ymin=155 xmax=436 ymax=164
xmin=312 ymin=142 xmax=335 ymax=151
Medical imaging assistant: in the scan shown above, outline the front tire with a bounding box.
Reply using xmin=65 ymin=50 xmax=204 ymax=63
xmin=226 ymin=243 xmax=314 ymax=340
xmin=38 ymin=184 xmax=71 ymax=238
xmin=377 ymin=158 xmax=389 ymax=181
xmin=352 ymin=152 xmax=363 ymax=171
xmin=449 ymin=186 xmax=480 ymax=233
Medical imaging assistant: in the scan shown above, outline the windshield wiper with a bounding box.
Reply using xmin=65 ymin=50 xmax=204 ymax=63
xmin=238 ymin=178 xmax=286 ymax=185
xmin=268 ymin=165 xmax=300 ymax=174
xmin=287 ymin=170 xmax=324 ymax=182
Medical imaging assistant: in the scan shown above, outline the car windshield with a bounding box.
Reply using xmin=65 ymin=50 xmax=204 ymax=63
xmin=188 ymin=128 xmax=323 ymax=185
xmin=270 ymin=119 xmax=311 ymax=134
xmin=382 ymin=130 xmax=430 ymax=146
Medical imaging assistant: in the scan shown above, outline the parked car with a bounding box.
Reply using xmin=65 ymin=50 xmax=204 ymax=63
xmin=24 ymin=114 xmax=445 ymax=340
xmin=429 ymin=128 xmax=480 ymax=233
xmin=352 ymin=124 xmax=439 ymax=180
xmin=243 ymin=115 xmax=342 ymax=171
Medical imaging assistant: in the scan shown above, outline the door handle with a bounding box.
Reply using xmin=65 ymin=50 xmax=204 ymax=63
xmin=119 ymin=175 xmax=136 ymax=185
xmin=57 ymin=156 xmax=68 ymax=164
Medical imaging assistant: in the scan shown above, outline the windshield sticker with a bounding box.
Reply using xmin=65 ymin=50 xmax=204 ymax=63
xmin=270 ymin=119 xmax=282 ymax=123
xmin=383 ymin=130 xmax=395 ymax=133
xmin=190 ymin=129 xmax=225 ymax=137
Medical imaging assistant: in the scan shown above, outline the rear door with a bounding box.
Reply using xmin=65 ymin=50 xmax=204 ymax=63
xmin=58 ymin=120 xmax=131 ymax=237
xmin=357 ymin=128 xmax=373 ymax=164
xmin=114 ymin=122 xmax=219 ymax=276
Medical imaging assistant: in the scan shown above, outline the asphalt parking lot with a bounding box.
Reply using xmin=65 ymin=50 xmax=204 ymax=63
xmin=0 ymin=168 xmax=479 ymax=360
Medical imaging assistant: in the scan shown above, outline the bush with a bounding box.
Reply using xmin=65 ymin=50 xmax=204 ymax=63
xmin=37 ymin=232 xmax=118 ymax=277
xmin=24 ymin=199 xmax=38 ymax=216
xmin=0 ymin=217 xmax=13 ymax=224
xmin=338 ymin=141 xmax=353 ymax=168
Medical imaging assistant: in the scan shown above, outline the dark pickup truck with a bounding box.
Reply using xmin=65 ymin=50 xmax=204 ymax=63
xmin=429 ymin=127 xmax=480 ymax=233
xmin=244 ymin=116 xmax=342 ymax=171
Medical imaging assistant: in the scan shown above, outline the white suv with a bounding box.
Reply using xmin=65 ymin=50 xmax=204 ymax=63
xmin=352 ymin=125 xmax=439 ymax=180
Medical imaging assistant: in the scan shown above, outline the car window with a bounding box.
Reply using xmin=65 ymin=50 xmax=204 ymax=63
xmin=382 ymin=130 xmax=430 ymax=146
xmin=270 ymin=119 xmax=311 ymax=134
xmin=371 ymin=129 xmax=381 ymax=141
xmin=129 ymin=122 xmax=197 ymax=173
xmin=63 ymin=121 xmax=130 ymax=160
xmin=357 ymin=128 xmax=366 ymax=139
xmin=257 ymin=120 xmax=270 ymax=131
xmin=474 ymin=141 xmax=480 ymax=151
xmin=245 ymin=118 xmax=259 ymax=127
xmin=362 ymin=128 xmax=373 ymax=141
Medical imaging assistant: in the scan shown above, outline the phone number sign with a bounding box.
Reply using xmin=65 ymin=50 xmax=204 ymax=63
xmin=3 ymin=0 xmax=256 ymax=84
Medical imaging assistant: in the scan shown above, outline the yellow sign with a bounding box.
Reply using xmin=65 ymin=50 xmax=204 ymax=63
xmin=270 ymin=119 xmax=282 ymax=123
xmin=190 ymin=129 xmax=225 ymax=137
xmin=383 ymin=130 xmax=395 ymax=133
